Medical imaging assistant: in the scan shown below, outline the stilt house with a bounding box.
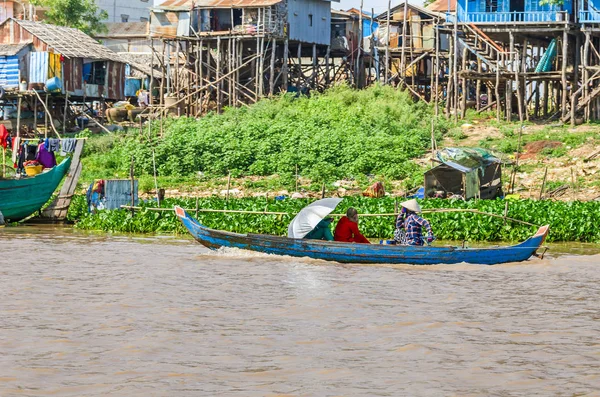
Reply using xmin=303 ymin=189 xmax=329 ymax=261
xmin=147 ymin=0 xmax=340 ymax=115
xmin=0 ymin=18 xmax=129 ymax=99
xmin=446 ymin=0 xmax=576 ymax=121
xmin=374 ymin=2 xmax=447 ymax=102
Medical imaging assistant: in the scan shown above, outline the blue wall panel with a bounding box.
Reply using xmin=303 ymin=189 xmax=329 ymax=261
xmin=0 ymin=56 xmax=20 ymax=88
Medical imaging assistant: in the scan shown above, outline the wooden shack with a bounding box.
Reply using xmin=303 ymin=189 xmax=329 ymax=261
xmin=0 ymin=18 xmax=129 ymax=99
xmin=424 ymin=148 xmax=503 ymax=200
xmin=374 ymin=2 xmax=447 ymax=102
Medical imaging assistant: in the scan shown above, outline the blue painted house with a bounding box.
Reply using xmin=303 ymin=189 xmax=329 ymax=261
xmin=456 ymin=0 xmax=573 ymax=23
xmin=579 ymin=0 xmax=600 ymax=22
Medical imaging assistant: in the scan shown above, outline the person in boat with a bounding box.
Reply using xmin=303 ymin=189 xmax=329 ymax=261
xmin=334 ymin=208 xmax=370 ymax=244
xmin=394 ymin=199 xmax=434 ymax=246
xmin=304 ymin=217 xmax=334 ymax=241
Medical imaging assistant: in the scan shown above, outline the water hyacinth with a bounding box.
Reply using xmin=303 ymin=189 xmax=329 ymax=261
xmin=68 ymin=196 xmax=600 ymax=243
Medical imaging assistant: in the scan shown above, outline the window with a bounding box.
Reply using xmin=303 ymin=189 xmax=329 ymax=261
xmin=84 ymin=61 xmax=107 ymax=85
xmin=140 ymin=17 xmax=148 ymax=22
xmin=308 ymin=14 xmax=313 ymax=26
xmin=485 ymin=0 xmax=498 ymax=13
xmin=121 ymin=14 xmax=129 ymax=22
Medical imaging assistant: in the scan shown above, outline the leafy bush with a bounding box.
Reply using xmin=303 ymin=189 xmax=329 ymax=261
xmin=82 ymin=85 xmax=447 ymax=185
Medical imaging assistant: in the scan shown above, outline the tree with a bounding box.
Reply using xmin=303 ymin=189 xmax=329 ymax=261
xmin=33 ymin=0 xmax=108 ymax=35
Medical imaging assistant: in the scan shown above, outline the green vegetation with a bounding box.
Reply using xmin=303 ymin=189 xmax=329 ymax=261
xmin=68 ymin=196 xmax=600 ymax=243
xmin=33 ymin=0 xmax=108 ymax=35
xmin=81 ymin=85 xmax=449 ymax=190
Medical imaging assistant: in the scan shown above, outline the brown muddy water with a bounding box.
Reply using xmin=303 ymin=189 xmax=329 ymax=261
xmin=1 ymin=225 xmax=600 ymax=396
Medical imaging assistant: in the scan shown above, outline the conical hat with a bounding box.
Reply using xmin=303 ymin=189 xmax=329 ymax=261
xmin=401 ymin=199 xmax=421 ymax=213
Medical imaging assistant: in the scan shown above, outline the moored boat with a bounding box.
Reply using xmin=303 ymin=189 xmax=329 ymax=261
xmin=174 ymin=206 xmax=550 ymax=265
xmin=0 ymin=157 xmax=71 ymax=222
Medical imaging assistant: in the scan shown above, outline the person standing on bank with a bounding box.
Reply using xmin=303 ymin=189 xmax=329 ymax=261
xmin=394 ymin=199 xmax=435 ymax=246
xmin=334 ymin=207 xmax=371 ymax=244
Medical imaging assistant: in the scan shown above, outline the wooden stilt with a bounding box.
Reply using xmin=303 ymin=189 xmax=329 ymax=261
xmin=496 ymin=53 xmax=501 ymax=121
xmin=325 ymin=45 xmax=330 ymax=87
xmin=434 ymin=22 xmax=440 ymax=116
xmin=385 ymin=0 xmax=391 ymax=84
xmin=584 ymin=31 xmax=590 ymax=121
xmin=297 ymin=43 xmax=302 ymax=92
xmin=461 ymin=47 xmax=467 ymax=119
xmin=561 ymin=29 xmax=568 ymax=119
xmin=282 ymin=38 xmax=289 ymax=90
xmin=269 ymin=38 xmax=276 ymax=95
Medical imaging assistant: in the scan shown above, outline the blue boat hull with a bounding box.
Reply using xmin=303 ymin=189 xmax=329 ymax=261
xmin=175 ymin=206 xmax=549 ymax=265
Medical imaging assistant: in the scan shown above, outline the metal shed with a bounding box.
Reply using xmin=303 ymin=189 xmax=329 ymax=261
xmin=424 ymin=148 xmax=503 ymax=200
xmin=0 ymin=42 xmax=30 ymax=88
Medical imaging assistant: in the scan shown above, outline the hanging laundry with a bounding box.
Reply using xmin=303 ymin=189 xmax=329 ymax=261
xmin=11 ymin=137 xmax=20 ymax=163
xmin=0 ymin=125 xmax=8 ymax=148
xmin=47 ymin=138 xmax=60 ymax=153
xmin=60 ymin=138 xmax=77 ymax=155
xmin=25 ymin=144 xmax=38 ymax=161
xmin=16 ymin=143 xmax=26 ymax=174
xmin=36 ymin=142 xmax=57 ymax=169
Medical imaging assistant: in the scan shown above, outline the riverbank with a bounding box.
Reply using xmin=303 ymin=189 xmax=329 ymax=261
xmin=67 ymin=196 xmax=600 ymax=243
xmin=76 ymin=85 xmax=600 ymax=202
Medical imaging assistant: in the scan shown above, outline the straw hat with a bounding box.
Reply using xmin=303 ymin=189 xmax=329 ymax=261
xmin=401 ymin=199 xmax=421 ymax=213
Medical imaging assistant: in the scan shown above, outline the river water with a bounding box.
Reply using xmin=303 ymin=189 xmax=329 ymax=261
xmin=1 ymin=225 xmax=600 ymax=396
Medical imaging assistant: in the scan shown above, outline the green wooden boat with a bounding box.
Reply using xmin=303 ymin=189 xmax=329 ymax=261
xmin=0 ymin=158 xmax=71 ymax=222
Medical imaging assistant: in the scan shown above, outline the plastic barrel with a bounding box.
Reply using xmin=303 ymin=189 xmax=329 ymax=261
xmin=45 ymin=77 xmax=62 ymax=92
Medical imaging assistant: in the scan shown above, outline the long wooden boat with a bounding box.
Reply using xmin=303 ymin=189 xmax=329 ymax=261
xmin=0 ymin=158 xmax=71 ymax=222
xmin=175 ymin=206 xmax=550 ymax=265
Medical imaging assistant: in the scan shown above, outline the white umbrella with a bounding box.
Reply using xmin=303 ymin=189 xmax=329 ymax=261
xmin=287 ymin=198 xmax=343 ymax=239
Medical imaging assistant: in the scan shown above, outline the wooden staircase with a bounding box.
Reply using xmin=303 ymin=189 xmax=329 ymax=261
xmin=458 ymin=24 xmax=508 ymax=72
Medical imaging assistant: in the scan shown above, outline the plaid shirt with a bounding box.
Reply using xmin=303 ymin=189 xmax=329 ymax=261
xmin=400 ymin=214 xmax=433 ymax=246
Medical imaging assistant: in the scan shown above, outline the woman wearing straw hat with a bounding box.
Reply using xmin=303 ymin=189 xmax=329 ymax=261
xmin=394 ymin=199 xmax=435 ymax=246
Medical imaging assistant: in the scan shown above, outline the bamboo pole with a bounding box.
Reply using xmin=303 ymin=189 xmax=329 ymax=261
xmin=63 ymin=84 xmax=69 ymax=134
xmin=452 ymin=8 xmax=458 ymax=122
xmin=269 ymin=38 xmax=276 ymax=95
xmin=561 ymin=29 xmax=568 ymax=119
xmin=496 ymin=52 xmax=501 ymax=121
xmin=584 ymin=31 xmax=590 ymax=122
xmin=283 ymin=38 xmax=289 ymax=90
xmin=31 ymin=91 xmax=60 ymax=138
xmin=476 ymin=59 xmax=481 ymax=111
xmin=385 ymin=0 xmax=391 ymax=84
xmin=539 ymin=166 xmax=548 ymax=200
xmin=461 ymin=47 xmax=467 ymax=118
xmin=400 ymin=1 xmax=408 ymax=85
xmin=16 ymin=95 xmax=22 ymax=140
xmin=434 ymin=22 xmax=440 ymax=116
xmin=226 ymin=170 xmax=231 ymax=201
xmin=44 ymin=93 xmax=48 ymax=137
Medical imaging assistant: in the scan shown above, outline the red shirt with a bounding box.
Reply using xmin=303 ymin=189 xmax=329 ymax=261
xmin=334 ymin=216 xmax=371 ymax=244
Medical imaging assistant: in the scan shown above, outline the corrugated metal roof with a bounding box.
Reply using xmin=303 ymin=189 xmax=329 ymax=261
xmin=10 ymin=19 xmax=124 ymax=62
xmin=426 ymin=0 xmax=456 ymax=13
xmin=0 ymin=41 xmax=31 ymax=56
xmin=375 ymin=2 xmax=444 ymax=19
xmin=94 ymin=22 xmax=149 ymax=38
xmin=155 ymin=0 xmax=281 ymax=10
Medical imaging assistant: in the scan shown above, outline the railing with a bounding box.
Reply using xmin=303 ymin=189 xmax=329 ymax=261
xmin=456 ymin=9 xmax=568 ymax=23
xmin=579 ymin=10 xmax=600 ymax=23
